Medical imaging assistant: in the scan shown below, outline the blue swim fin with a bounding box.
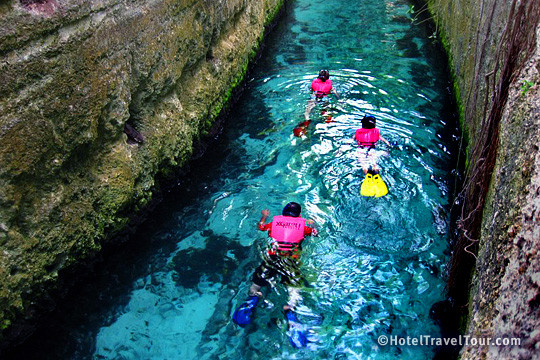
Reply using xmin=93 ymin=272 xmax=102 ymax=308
xmin=285 ymin=310 xmax=307 ymax=348
xmin=233 ymin=296 xmax=259 ymax=327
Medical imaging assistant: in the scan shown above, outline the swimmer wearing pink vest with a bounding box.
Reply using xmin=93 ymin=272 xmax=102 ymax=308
xmin=304 ymin=70 xmax=339 ymax=121
xmin=311 ymin=70 xmax=338 ymax=99
xmin=249 ymin=203 xmax=317 ymax=307
xmin=233 ymin=202 xmax=318 ymax=345
xmin=258 ymin=203 xmax=317 ymax=254
xmin=354 ymin=115 xmax=391 ymax=174
xmin=354 ymin=115 xmax=390 ymax=149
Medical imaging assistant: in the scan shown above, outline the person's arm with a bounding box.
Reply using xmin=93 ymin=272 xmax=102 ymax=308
xmin=352 ymin=130 xmax=360 ymax=145
xmin=258 ymin=209 xmax=270 ymax=230
xmin=379 ymin=135 xmax=391 ymax=146
xmin=332 ymin=87 xmax=339 ymax=99
xmin=305 ymin=219 xmax=319 ymax=236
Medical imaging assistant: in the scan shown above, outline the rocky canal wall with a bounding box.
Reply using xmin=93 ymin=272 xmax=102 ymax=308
xmin=0 ymin=0 xmax=284 ymax=345
xmin=426 ymin=0 xmax=539 ymax=358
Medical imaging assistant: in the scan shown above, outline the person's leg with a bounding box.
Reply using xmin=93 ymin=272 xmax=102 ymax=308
xmin=304 ymin=99 xmax=315 ymax=120
xmin=278 ymin=257 xmax=308 ymax=348
xmin=277 ymin=257 xmax=304 ymax=311
xmin=233 ymin=261 xmax=276 ymax=327
xmin=372 ymin=153 xmax=379 ymax=172
xmin=357 ymin=148 xmax=370 ymax=174
xmin=368 ymin=150 xmax=383 ymax=173
xmin=250 ymin=259 xmax=278 ymax=297
xmin=284 ymin=287 xmax=302 ymax=311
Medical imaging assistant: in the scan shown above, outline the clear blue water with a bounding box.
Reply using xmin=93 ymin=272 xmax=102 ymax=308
xmin=6 ymin=0 xmax=459 ymax=359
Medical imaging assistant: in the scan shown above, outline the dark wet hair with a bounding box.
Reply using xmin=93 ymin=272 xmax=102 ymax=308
xmin=282 ymin=202 xmax=301 ymax=217
xmin=318 ymin=70 xmax=330 ymax=81
xmin=361 ymin=115 xmax=376 ymax=129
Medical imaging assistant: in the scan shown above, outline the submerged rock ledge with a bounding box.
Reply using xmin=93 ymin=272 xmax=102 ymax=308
xmin=0 ymin=0 xmax=284 ymax=345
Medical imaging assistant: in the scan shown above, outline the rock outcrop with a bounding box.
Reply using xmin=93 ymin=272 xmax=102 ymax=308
xmin=426 ymin=0 xmax=540 ymax=358
xmin=0 ymin=0 xmax=283 ymax=344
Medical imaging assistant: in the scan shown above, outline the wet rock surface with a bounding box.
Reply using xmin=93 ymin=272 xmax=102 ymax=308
xmin=428 ymin=0 xmax=540 ymax=358
xmin=0 ymin=0 xmax=284 ymax=346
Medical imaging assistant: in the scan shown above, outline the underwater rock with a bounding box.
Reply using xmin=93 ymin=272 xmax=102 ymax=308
xmin=171 ymin=233 xmax=250 ymax=289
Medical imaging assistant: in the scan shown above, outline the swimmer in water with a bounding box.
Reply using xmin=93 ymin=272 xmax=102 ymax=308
xmin=232 ymin=202 xmax=318 ymax=348
xmin=294 ymin=70 xmax=339 ymax=137
xmin=304 ymin=69 xmax=339 ymax=121
xmin=354 ymin=115 xmax=392 ymax=197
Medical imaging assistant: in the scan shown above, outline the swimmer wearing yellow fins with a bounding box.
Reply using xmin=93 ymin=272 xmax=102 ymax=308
xmin=354 ymin=115 xmax=392 ymax=197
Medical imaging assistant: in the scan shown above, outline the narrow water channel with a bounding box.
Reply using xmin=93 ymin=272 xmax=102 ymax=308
xmin=6 ymin=0 xmax=459 ymax=359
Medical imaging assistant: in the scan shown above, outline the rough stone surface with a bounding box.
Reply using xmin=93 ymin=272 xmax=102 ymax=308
xmin=461 ymin=34 xmax=540 ymax=360
xmin=0 ymin=0 xmax=283 ymax=343
xmin=428 ymin=0 xmax=540 ymax=358
xmin=426 ymin=0 xmax=512 ymax=140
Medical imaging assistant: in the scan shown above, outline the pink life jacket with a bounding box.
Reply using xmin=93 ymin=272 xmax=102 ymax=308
xmin=312 ymin=78 xmax=333 ymax=98
xmin=355 ymin=128 xmax=380 ymax=148
xmin=270 ymin=215 xmax=307 ymax=251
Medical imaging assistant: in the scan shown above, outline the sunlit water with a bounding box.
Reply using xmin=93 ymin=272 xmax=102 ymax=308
xmin=6 ymin=0 xmax=459 ymax=359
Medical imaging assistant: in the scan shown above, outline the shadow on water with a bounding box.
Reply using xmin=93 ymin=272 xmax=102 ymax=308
xmin=171 ymin=232 xmax=251 ymax=289
xmin=3 ymin=229 xmax=175 ymax=359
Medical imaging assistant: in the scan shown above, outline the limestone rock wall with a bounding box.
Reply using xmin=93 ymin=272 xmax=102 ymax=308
xmin=0 ymin=0 xmax=283 ymax=342
xmin=426 ymin=0 xmax=540 ymax=358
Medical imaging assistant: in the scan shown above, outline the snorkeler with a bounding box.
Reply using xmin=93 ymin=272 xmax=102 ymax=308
xmin=232 ymin=202 xmax=318 ymax=348
xmin=295 ymin=70 xmax=340 ymax=137
xmin=354 ymin=115 xmax=392 ymax=197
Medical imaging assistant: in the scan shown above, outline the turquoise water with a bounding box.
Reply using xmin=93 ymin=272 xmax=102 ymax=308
xmin=6 ymin=0 xmax=459 ymax=359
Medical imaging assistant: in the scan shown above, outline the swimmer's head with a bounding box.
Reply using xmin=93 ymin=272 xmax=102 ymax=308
xmin=361 ymin=115 xmax=376 ymax=129
xmin=282 ymin=202 xmax=301 ymax=217
xmin=318 ymin=70 xmax=330 ymax=81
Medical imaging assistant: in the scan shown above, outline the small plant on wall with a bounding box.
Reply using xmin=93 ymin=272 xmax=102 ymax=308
xmin=520 ymin=79 xmax=535 ymax=96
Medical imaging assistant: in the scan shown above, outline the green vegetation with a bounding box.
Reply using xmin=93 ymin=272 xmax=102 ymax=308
xmin=520 ymin=79 xmax=535 ymax=96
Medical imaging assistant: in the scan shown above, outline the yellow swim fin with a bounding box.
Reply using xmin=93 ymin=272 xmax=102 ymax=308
xmin=360 ymin=173 xmax=376 ymax=197
xmin=372 ymin=174 xmax=388 ymax=197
